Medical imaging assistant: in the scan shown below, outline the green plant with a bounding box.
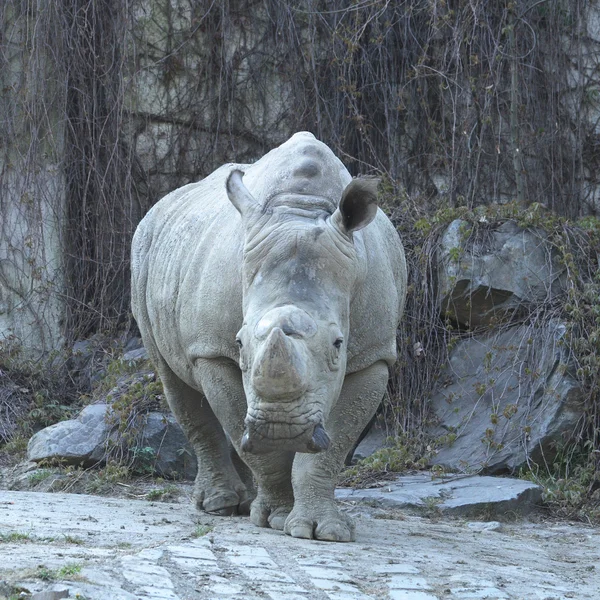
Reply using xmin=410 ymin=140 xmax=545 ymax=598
xmin=84 ymin=463 xmax=131 ymax=495
xmin=0 ymin=532 xmax=32 ymax=543
xmin=191 ymin=524 xmax=213 ymax=538
xmin=146 ymin=484 xmax=180 ymax=501
xmin=35 ymin=563 xmax=83 ymax=581
xmin=420 ymin=495 xmax=444 ymax=518
xmin=27 ymin=469 xmax=54 ymax=485
xmin=340 ymin=434 xmax=433 ymax=488
xmin=521 ymin=440 xmax=600 ymax=523
xmin=93 ymin=355 xmax=165 ymax=471
xmin=63 ymin=535 xmax=84 ymax=545
xmin=131 ymin=446 xmax=157 ymax=475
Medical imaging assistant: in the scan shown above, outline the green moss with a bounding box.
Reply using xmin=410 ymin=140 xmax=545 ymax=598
xmin=339 ymin=434 xmax=433 ymax=488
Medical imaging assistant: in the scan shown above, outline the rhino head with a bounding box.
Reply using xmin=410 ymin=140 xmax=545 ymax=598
xmin=226 ymin=132 xmax=379 ymax=455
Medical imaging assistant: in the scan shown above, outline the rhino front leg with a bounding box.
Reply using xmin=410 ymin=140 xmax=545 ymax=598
xmin=195 ymin=359 xmax=295 ymax=529
xmin=157 ymin=359 xmax=252 ymax=515
xmin=284 ymin=360 xmax=389 ymax=542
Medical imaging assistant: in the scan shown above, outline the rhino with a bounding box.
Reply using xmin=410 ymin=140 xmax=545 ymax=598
xmin=131 ymin=132 xmax=407 ymax=542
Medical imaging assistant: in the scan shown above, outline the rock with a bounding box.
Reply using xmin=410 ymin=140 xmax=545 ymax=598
xmin=122 ymin=337 xmax=148 ymax=362
xmin=136 ymin=413 xmax=197 ymax=480
xmin=439 ymin=220 xmax=566 ymax=328
xmin=28 ymin=404 xmax=115 ymax=466
xmin=428 ymin=320 xmax=583 ymax=474
xmin=27 ymin=404 xmax=197 ymax=479
xmin=69 ymin=334 xmax=110 ymax=391
xmin=467 ymin=521 xmax=503 ymax=532
xmin=122 ymin=347 xmax=148 ymax=362
xmin=123 ymin=336 xmax=144 ymax=353
xmin=335 ymin=472 xmax=542 ymax=518
xmin=32 ymin=589 xmax=70 ymax=600
xmin=352 ymin=417 xmax=391 ymax=462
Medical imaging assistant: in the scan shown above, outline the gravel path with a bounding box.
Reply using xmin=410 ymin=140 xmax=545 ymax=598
xmin=1 ymin=490 xmax=599 ymax=600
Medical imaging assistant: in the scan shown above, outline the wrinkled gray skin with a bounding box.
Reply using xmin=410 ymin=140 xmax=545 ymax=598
xmin=131 ymin=132 xmax=407 ymax=542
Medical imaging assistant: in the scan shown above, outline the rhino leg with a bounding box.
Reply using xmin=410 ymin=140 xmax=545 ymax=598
xmin=156 ymin=359 xmax=253 ymax=516
xmin=284 ymin=360 xmax=389 ymax=542
xmin=247 ymin=453 xmax=295 ymax=530
xmin=194 ymin=358 xmax=295 ymax=530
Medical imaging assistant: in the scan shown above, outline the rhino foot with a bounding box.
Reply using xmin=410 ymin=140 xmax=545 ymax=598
xmin=250 ymin=497 xmax=293 ymax=530
xmin=283 ymin=504 xmax=355 ymax=542
xmin=195 ymin=485 xmax=252 ymax=516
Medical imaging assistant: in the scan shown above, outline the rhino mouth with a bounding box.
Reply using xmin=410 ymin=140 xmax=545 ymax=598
xmin=240 ymin=421 xmax=330 ymax=455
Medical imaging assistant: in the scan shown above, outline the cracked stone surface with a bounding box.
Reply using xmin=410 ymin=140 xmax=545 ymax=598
xmin=1 ymin=487 xmax=599 ymax=600
xmin=335 ymin=473 xmax=543 ymax=517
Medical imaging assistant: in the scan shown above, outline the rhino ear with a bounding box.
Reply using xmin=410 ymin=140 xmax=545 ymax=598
xmin=226 ymin=169 xmax=260 ymax=219
xmin=332 ymin=177 xmax=379 ymax=235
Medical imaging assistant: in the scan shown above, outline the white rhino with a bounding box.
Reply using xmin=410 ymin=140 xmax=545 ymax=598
xmin=131 ymin=132 xmax=407 ymax=542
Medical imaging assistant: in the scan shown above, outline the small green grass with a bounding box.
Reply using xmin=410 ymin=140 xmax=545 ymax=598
xmin=35 ymin=562 xmax=83 ymax=581
xmin=146 ymin=484 xmax=180 ymax=501
xmin=63 ymin=534 xmax=85 ymax=545
xmin=0 ymin=532 xmax=32 ymax=543
xmin=191 ymin=524 xmax=213 ymax=538
xmin=27 ymin=469 xmax=54 ymax=485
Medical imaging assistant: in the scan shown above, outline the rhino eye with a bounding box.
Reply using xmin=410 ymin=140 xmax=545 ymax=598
xmin=333 ymin=338 xmax=343 ymax=349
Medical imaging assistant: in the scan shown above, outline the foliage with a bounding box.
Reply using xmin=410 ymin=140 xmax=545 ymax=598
xmin=191 ymin=524 xmax=213 ymax=538
xmin=35 ymin=562 xmax=83 ymax=582
xmin=0 ymin=351 xmax=79 ymax=452
xmin=146 ymin=483 xmax=180 ymax=501
xmin=0 ymin=532 xmax=32 ymax=543
xmin=521 ymin=439 xmax=600 ymax=522
xmin=94 ymin=354 xmax=167 ymax=471
xmin=340 ymin=433 xmax=433 ymax=488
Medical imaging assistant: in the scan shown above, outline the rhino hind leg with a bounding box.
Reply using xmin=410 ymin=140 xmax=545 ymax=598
xmin=154 ymin=358 xmax=253 ymax=516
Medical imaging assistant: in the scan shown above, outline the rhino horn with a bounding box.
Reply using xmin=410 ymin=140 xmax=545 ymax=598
xmin=251 ymin=327 xmax=308 ymax=400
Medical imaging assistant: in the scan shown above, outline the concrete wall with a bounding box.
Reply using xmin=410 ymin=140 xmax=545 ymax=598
xmin=0 ymin=6 xmax=65 ymax=359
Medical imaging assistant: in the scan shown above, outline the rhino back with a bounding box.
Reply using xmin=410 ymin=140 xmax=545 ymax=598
xmin=132 ymin=164 xmax=245 ymax=382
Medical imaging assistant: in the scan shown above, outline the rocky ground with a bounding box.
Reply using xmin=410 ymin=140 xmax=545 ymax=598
xmin=0 ymin=469 xmax=599 ymax=600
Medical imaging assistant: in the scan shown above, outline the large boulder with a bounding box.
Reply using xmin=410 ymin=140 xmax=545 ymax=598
xmin=27 ymin=403 xmax=197 ymax=479
xmin=439 ymin=219 xmax=566 ymax=329
xmin=137 ymin=412 xmax=197 ymax=479
xmin=28 ymin=403 xmax=113 ymax=466
xmin=429 ymin=320 xmax=584 ymax=473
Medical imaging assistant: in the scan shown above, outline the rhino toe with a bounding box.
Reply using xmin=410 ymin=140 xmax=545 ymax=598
xmin=196 ymin=485 xmax=252 ymax=516
xmin=284 ymin=505 xmax=355 ymax=542
xmin=267 ymin=506 xmax=292 ymax=530
xmin=250 ymin=498 xmax=292 ymax=529
xmin=315 ymin=519 xmax=355 ymax=542
xmin=284 ymin=516 xmax=314 ymax=539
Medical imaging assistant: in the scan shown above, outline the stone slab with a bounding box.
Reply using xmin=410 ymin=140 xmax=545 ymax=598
xmin=335 ymin=472 xmax=542 ymax=517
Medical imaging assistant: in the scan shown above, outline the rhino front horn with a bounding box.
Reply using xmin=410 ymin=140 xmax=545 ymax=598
xmin=251 ymin=327 xmax=308 ymax=400
xmin=306 ymin=423 xmax=330 ymax=453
